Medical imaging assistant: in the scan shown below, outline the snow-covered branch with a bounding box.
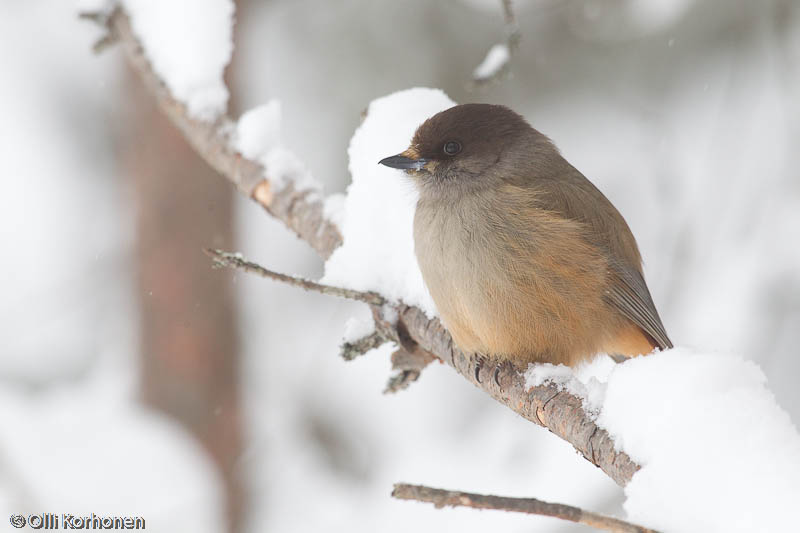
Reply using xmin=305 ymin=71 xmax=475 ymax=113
xmin=83 ymin=4 xmax=642 ymax=488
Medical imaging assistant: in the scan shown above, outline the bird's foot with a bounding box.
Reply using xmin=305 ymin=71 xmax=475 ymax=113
xmin=473 ymin=354 xmax=517 ymax=390
xmin=474 ymin=353 xmax=488 ymax=383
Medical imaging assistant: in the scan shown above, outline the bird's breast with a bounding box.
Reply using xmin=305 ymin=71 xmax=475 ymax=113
xmin=413 ymin=195 xmax=522 ymax=355
xmin=412 ymin=192 xmax=616 ymax=365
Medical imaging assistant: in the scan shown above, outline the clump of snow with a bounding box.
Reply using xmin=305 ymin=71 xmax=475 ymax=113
xmin=598 ymin=348 xmax=800 ymax=532
xmin=342 ymin=316 xmax=375 ymax=343
xmin=525 ymin=356 xmax=613 ymax=415
xmin=122 ymin=0 xmax=234 ymax=121
xmin=572 ymin=356 xmax=617 ymax=412
xmin=528 ymin=348 xmax=800 ymax=532
xmin=527 ymin=349 xmax=800 ymax=531
xmin=525 ymin=362 xmax=574 ymax=389
xmin=234 ymin=102 xmax=319 ymax=193
xmin=322 ymin=88 xmax=456 ymax=315
xmin=323 ymin=192 xmax=346 ymax=231
xmin=473 ymin=44 xmax=510 ymax=80
xmin=261 ymin=146 xmax=319 ymax=192
xmin=236 ymin=101 xmax=281 ymax=159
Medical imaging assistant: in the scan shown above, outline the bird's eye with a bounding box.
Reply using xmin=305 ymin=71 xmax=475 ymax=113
xmin=443 ymin=141 xmax=462 ymax=156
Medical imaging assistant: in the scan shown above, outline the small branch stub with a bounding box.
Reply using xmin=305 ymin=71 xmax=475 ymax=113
xmin=384 ymin=346 xmax=438 ymax=393
xmin=340 ymin=331 xmax=388 ymax=361
xmin=392 ymin=484 xmax=659 ymax=533
xmin=78 ymin=10 xmax=119 ymax=54
xmin=384 ymin=367 xmax=421 ymax=394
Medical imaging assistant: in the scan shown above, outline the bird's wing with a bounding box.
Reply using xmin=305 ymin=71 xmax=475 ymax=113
xmin=606 ymin=262 xmax=673 ymax=350
xmin=524 ymin=168 xmax=673 ymax=350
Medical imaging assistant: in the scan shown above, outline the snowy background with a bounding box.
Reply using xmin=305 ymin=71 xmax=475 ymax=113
xmin=1 ymin=0 xmax=799 ymax=532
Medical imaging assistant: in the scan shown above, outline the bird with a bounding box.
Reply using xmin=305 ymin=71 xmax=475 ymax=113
xmin=378 ymin=103 xmax=672 ymax=367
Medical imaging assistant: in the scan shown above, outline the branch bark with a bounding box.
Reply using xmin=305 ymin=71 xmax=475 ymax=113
xmin=392 ymin=484 xmax=658 ymax=533
xmin=93 ymin=5 xmax=641 ymax=488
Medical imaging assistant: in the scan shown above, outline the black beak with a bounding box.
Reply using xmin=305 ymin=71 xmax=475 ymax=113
xmin=378 ymin=154 xmax=428 ymax=171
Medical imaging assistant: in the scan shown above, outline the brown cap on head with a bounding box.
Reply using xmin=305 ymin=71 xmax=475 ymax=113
xmin=379 ymin=104 xmax=556 ymax=190
xmin=379 ymin=104 xmax=532 ymax=173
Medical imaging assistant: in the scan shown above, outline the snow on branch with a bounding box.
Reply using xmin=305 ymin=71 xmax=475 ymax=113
xmin=86 ymin=7 xmax=342 ymax=258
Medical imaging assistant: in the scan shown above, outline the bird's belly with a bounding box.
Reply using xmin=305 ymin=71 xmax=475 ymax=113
xmin=414 ymin=219 xmax=539 ymax=360
xmin=414 ymin=204 xmax=613 ymax=366
xmin=418 ymin=246 xmax=540 ymax=360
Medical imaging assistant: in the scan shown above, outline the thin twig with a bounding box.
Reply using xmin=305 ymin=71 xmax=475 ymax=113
xmin=392 ymin=484 xmax=659 ymax=533
xmin=204 ymin=249 xmax=384 ymax=305
xmin=77 ymin=10 xmax=108 ymax=24
xmin=501 ymin=0 xmax=520 ymax=36
xmin=468 ymin=0 xmax=522 ymax=89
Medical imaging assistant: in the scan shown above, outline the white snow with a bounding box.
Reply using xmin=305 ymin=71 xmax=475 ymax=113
xmin=260 ymin=146 xmax=319 ymax=192
xmin=322 ymin=88 xmax=456 ymax=316
xmin=603 ymin=349 xmax=800 ymax=532
xmin=234 ymin=101 xmax=320 ymax=193
xmin=235 ymin=101 xmax=281 ymax=159
xmin=343 ymin=316 xmax=375 ymax=343
xmin=526 ymin=348 xmax=800 ymax=532
xmin=323 ymin=192 xmax=346 ymax=230
xmin=122 ymin=0 xmax=234 ymax=121
xmin=526 ymin=357 xmax=614 ymax=415
xmin=0 ymin=380 xmax=225 ymax=532
xmin=525 ymin=362 xmax=574 ymax=389
xmin=473 ymin=43 xmax=510 ymax=80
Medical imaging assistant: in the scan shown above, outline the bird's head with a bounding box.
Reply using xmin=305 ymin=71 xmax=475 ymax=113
xmin=379 ymin=103 xmax=542 ymax=195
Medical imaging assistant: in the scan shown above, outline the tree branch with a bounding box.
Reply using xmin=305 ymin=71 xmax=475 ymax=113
xmin=204 ymin=248 xmax=384 ymax=305
xmin=392 ymin=484 xmax=659 ymax=533
xmin=98 ymin=8 xmax=342 ymax=259
xmin=92 ymin=4 xmax=642 ymax=488
xmin=205 ymin=250 xmax=434 ymax=393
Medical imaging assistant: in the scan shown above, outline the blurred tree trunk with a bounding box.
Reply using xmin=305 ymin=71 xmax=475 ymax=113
xmin=119 ymin=12 xmax=246 ymax=533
